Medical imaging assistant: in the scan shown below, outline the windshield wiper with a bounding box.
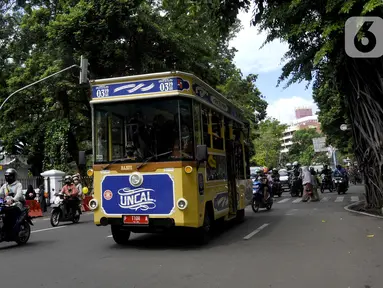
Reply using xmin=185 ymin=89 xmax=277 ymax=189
xmin=136 ymin=151 xmax=172 ymax=170
xmin=102 ymin=157 xmax=132 ymax=171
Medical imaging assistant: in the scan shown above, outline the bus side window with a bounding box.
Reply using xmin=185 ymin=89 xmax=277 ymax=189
xmin=201 ymin=106 xmax=211 ymax=148
xmin=233 ymin=125 xmax=245 ymax=179
xmin=242 ymin=129 xmax=251 ymax=179
xmin=211 ymin=111 xmax=224 ymax=150
xmin=193 ymin=101 xmax=202 ymax=146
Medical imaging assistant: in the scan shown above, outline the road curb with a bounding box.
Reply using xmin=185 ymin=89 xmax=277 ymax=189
xmin=344 ymin=201 xmax=383 ymax=219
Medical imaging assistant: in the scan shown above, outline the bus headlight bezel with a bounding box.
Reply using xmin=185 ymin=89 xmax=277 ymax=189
xmin=130 ymin=172 xmax=143 ymax=187
xmin=88 ymin=199 xmax=98 ymax=210
xmin=177 ymin=198 xmax=188 ymax=210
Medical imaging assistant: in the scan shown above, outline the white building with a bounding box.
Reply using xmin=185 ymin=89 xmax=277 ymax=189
xmin=280 ymin=115 xmax=321 ymax=153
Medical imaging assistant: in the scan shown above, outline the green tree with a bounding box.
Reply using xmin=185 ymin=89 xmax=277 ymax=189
xmin=0 ymin=0 xmax=255 ymax=176
xmin=213 ymin=0 xmax=383 ymax=208
xmin=288 ymin=129 xmax=322 ymax=166
xmin=252 ymin=118 xmax=287 ymax=167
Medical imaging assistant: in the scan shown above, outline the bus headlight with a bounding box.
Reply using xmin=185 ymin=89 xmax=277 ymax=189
xmin=88 ymin=199 xmax=98 ymax=210
xmin=87 ymin=169 xmax=94 ymax=176
xmin=177 ymin=198 xmax=188 ymax=210
xmin=130 ymin=172 xmax=143 ymax=187
xmin=184 ymin=166 xmax=193 ymax=174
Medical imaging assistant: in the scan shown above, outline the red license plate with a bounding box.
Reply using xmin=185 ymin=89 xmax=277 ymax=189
xmin=123 ymin=215 xmax=149 ymax=225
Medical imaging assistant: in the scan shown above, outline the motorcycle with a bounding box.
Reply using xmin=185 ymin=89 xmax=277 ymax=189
xmin=0 ymin=197 xmax=33 ymax=245
xmin=290 ymin=175 xmax=302 ymax=197
xmin=320 ymin=174 xmax=333 ymax=193
xmin=50 ymin=192 xmax=81 ymax=227
xmin=333 ymin=176 xmax=348 ymax=195
xmin=251 ymin=178 xmax=273 ymax=213
xmin=272 ymin=177 xmax=282 ymax=197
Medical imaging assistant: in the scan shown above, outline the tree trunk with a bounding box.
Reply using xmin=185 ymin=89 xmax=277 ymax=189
xmin=342 ymin=57 xmax=383 ymax=209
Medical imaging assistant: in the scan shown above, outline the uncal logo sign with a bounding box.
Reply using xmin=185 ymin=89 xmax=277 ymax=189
xmin=118 ymin=187 xmax=156 ymax=211
xmin=101 ymin=174 xmax=175 ymax=215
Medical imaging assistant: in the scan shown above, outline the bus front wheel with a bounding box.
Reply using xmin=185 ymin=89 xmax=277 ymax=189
xmin=196 ymin=209 xmax=212 ymax=245
xmin=111 ymin=225 xmax=131 ymax=245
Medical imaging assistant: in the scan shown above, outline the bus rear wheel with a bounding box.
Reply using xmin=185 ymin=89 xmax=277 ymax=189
xmin=111 ymin=225 xmax=131 ymax=245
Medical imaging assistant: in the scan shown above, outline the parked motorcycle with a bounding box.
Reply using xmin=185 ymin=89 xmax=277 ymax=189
xmin=0 ymin=197 xmax=33 ymax=245
xmin=50 ymin=192 xmax=81 ymax=227
xmin=252 ymin=178 xmax=273 ymax=212
xmin=320 ymin=174 xmax=333 ymax=193
xmin=333 ymin=176 xmax=348 ymax=195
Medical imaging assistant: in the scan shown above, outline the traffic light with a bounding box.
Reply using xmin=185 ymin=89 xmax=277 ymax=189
xmin=0 ymin=140 xmax=5 ymax=161
xmin=79 ymin=55 xmax=90 ymax=85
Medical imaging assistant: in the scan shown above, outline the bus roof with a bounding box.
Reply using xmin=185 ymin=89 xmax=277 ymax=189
xmin=90 ymin=71 xmax=250 ymax=125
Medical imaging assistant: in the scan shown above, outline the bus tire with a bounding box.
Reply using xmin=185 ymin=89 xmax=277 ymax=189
xmin=236 ymin=209 xmax=245 ymax=223
xmin=196 ymin=206 xmax=213 ymax=245
xmin=111 ymin=225 xmax=131 ymax=245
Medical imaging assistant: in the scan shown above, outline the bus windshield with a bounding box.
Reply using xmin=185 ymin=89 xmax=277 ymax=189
xmin=93 ymin=98 xmax=194 ymax=163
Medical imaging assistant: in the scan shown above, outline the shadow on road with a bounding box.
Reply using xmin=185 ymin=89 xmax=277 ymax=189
xmin=0 ymin=239 xmax=56 ymax=251
xmin=108 ymin=212 xmax=284 ymax=251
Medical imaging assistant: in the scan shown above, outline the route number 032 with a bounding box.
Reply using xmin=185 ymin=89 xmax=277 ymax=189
xmin=96 ymin=89 xmax=109 ymax=98
xmin=159 ymin=81 xmax=173 ymax=92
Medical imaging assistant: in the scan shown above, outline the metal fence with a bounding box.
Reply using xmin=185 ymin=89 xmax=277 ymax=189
xmin=11 ymin=176 xmax=93 ymax=192
xmin=7 ymin=176 xmax=45 ymax=189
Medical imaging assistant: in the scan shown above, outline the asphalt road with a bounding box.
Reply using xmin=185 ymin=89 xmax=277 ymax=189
xmin=1 ymin=184 xmax=382 ymax=288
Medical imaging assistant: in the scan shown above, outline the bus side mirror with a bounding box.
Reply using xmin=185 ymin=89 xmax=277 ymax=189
xmin=79 ymin=151 xmax=86 ymax=166
xmin=196 ymin=145 xmax=208 ymax=162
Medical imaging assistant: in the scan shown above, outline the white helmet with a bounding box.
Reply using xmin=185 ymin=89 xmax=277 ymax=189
xmin=293 ymin=161 xmax=299 ymax=166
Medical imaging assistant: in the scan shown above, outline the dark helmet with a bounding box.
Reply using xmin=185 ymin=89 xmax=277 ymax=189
xmin=336 ymin=164 xmax=342 ymax=170
xmin=64 ymin=175 xmax=73 ymax=185
xmin=324 ymin=164 xmax=328 ymax=168
xmin=5 ymin=168 xmax=17 ymax=184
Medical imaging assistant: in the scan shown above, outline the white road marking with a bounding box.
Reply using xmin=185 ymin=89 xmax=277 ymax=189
xmin=292 ymin=198 xmax=302 ymax=203
xmin=351 ymin=196 xmax=359 ymax=202
xmin=335 ymin=196 xmax=344 ymax=202
xmin=277 ymin=198 xmax=290 ymax=204
xmin=31 ymin=226 xmax=66 ymax=233
xmin=285 ymin=209 xmax=298 ymax=215
xmin=243 ymin=223 xmax=270 ymax=240
xmin=320 ymin=197 xmax=330 ymax=202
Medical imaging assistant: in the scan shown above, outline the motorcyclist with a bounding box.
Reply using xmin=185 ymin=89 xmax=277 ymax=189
xmin=60 ymin=175 xmax=79 ymax=216
xmin=0 ymin=168 xmax=25 ymax=235
xmin=261 ymin=168 xmax=270 ymax=200
xmin=333 ymin=164 xmax=349 ymax=187
xmin=320 ymin=164 xmax=332 ymax=177
xmin=292 ymin=161 xmax=303 ymax=196
xmin=73 ymin=174 xmax=83 ymax=199
xmin=320 ymin=164 xmax=332 ymax=186
xmin=267 ymin=170 xmax=274 ymax=197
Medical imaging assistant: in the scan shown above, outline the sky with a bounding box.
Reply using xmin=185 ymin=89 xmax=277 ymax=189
xmin=229 ymin=7 xmax=318 ymax=125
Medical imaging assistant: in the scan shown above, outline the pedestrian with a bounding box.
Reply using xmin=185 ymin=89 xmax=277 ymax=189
xmin=301 ymin=166 xmax=313 ymax=202
xmin=39 ymin=184 xmax=47 ymax=212
xmin=310 ymin=167 xmax=320 ymax=202
xmin=25 ymin=184 xmax=36 ymax=200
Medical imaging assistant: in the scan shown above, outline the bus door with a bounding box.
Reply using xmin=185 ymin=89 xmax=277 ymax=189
xmin=225 ymin=138 xmax=237 ymax=214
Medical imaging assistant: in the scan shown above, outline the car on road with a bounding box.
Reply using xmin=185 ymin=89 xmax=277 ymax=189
xmin=278 ymin=169 xmax=290 ymax=192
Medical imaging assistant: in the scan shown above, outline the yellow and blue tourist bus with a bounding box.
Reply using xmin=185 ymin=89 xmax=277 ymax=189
xmin=87 ymin=71 xmax=253 ymax=244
